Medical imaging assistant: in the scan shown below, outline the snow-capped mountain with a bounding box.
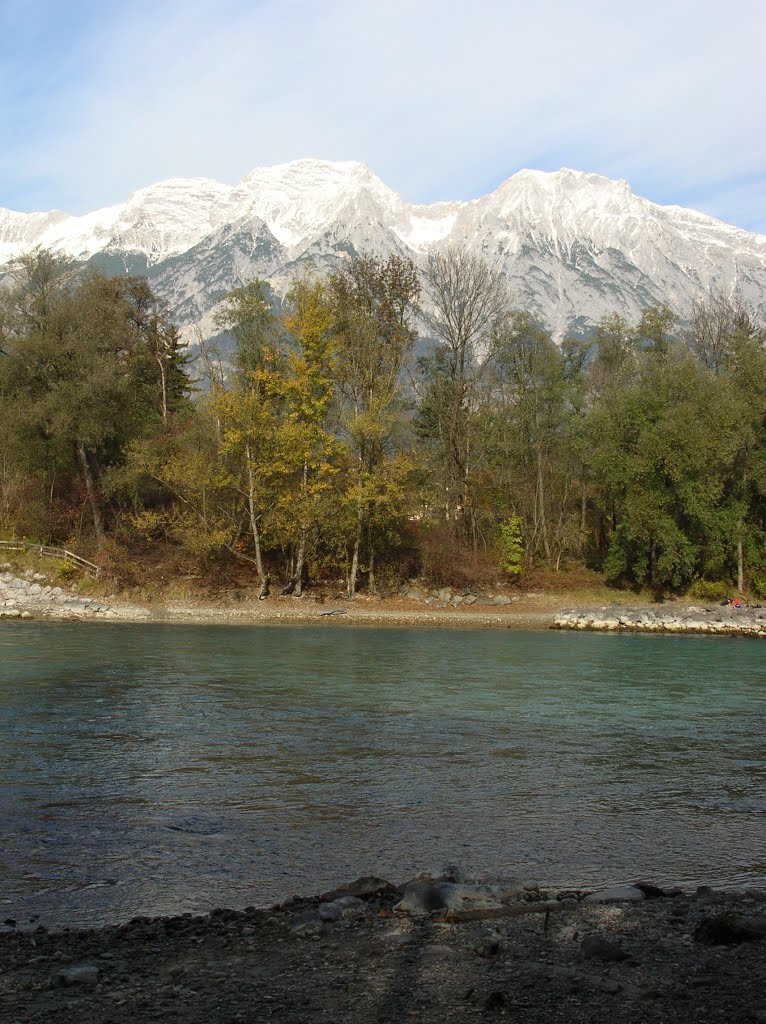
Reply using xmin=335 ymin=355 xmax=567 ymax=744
xmin=2 ymin=159 xmax=765 ymax=341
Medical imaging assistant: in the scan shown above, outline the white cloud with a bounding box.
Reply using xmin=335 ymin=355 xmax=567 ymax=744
xmin=2 ymin=0 xmax=764 ymax=231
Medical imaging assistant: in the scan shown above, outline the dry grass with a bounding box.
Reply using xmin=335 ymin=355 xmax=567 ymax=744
xmin=0 ymin=536 xmax=663 ymax=611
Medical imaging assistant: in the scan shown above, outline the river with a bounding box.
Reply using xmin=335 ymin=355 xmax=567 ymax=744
xmin=1 ymin=621 xmax=764 ymax=928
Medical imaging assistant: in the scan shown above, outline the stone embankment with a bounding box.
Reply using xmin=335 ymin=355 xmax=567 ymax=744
xmin=402 ymin=582 xmax=530 ymax=609
xmin=554 ymin=604 xmax=766 ymax=638
xmin=0 ymin=568 xmax=114 ymax=621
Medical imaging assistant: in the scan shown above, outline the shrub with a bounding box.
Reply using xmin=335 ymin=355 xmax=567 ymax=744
xmin=417 ymin=523 xmax=498 ymax=589
xmin=498 ymin=516 xmax=524 ymax=578
xmin=688 ymin=578 xmax=729 ymax=602
xmin=54 ymin=559 xmax=79 ymax=582
xmin=749 ymin=570 xmax=766 ymax=600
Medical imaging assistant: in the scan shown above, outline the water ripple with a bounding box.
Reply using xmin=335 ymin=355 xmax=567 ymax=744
xmin=1 ymin=621 xmax=764 ymax=927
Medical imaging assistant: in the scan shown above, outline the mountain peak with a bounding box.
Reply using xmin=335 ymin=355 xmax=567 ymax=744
xmin=496 ymin=166 xmax=632 ymax=198
xmin=242 ymin=158 xmax=376 ymax=186
xmin=238 ymin=158 xmax=398 ymax=247
xmin=1 ymin=162 xmax=764 ymax=341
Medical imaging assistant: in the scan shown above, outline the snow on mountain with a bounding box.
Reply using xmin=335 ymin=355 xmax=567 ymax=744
xmin=235 ymin=159 xmax=404 ymax=249
xmin=105 ymin=177 xmax=237 ymax=260
xmin=2 ymin=159 xmax=765 ymax=340
xmin=1 ymin=176 xmax=236 ymax=264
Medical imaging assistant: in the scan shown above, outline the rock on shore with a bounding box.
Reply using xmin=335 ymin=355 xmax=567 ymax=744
xmin=0 ymin=569 xmax=119 ymax=621
xmin=1 ymin=871 xmax=764 ymax=1024
xmin=402 ymin=583 xmax=519 ymax=609
xmin=553 ymin=604 xmax=766 ymax=638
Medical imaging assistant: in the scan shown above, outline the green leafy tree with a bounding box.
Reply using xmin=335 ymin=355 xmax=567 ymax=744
xmin=588 ymin=331 xmax=741 ymax=592
xmin=489 ymin=312 xmax=581 ymax=568
xmin=276 ymin=280 xmax=341 ymax=594
xmin=0 ymin=253 xmax=189 ymax=548
xmin=684 ymin=294 xmax=766 ymax=591
xmin=330 ymin=254 xmax=420 ymax=596
xmin=498 ymin=515 xmax=524 ymax=577
xmin=214 ymin=279 xmax=283 ymax=378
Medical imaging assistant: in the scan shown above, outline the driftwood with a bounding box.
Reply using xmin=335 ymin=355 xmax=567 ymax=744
xmin=438 ymin=900 xmax=561 ymax=924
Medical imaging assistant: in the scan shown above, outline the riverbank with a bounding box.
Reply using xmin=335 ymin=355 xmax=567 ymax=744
xmin=554 ymin=603 xmax=766 ymax=638
xmin=2 ymin=872 xmax=764 ymax=1024
xmin=0 ymin=566 xmax=595 ymax=629
xmin=5 ymin=561 xmax=766 ymax=636
xmin=140 ymin=597 xmax=561 ymax=631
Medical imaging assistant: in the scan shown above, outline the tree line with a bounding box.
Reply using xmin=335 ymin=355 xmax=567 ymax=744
xmin=1 ymin=248 xmax=765 ymax=598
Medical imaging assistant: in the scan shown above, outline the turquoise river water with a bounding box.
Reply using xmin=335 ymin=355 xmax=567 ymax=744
xmin=1 ymin=621 xmax=764 ymax=928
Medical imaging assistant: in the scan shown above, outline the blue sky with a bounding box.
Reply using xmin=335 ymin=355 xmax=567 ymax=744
xmin=1 ymin=0 xmax=764 ymax=233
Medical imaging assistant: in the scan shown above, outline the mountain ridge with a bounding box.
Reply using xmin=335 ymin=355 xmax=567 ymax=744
xmin=2 ymin=160 xmax=764 ymax=340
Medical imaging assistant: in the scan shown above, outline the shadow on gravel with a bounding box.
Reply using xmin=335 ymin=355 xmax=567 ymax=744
xmin=371 ymin=917 xmax=435 ymax=1023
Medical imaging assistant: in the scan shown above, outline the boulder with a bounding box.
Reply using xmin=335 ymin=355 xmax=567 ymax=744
xmin=338 ymin=875 xmax=397 ymax=897
xmin=434 ymin=883 xmax=505 ymax=912
xmin=53 ymin=963 xmax=100 ymax=987
xmin=318 ymin=896 xmax=366 ymax=921
xmin=583 ymin=885 xmax=646 ymax=904
xmin=694 ymin=913 xmax=766 ymax=944
xmin=474 ymin=929 xmax=501 ymax=957
xmin=289 ymin=912 xmax=325 ymax=938
xmin=395 ymin=881 xmax=447 ymax=916
xmin=633 ymin=881 xmax=666 ymax=899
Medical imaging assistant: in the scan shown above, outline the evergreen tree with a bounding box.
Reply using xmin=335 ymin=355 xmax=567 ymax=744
xmin=0 ymin=253 xmax=190 ymax=547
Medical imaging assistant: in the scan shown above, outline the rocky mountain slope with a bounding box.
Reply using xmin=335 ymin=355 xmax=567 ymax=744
xmin=2 ymin=160 xmax=765 ymax=340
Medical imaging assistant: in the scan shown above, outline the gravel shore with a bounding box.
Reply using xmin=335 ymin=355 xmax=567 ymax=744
xmin=2 ymin=874 xmax=764 ymax=1024
xmin=140 ymin=599 xmax=560 ymax=631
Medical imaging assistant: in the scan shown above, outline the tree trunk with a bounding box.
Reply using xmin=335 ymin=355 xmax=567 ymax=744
xmin=156 ymin=354 xmax=168 ymax=422
xmin=294 ymin=528 xmax=307 ymax=597
xmin=737 ymin=537 xmax=744 ymax=593
xmin=347 ymin=460 xmax=363 ymax=598
xmin=76 ymin=440 xmax=104 ymax=546
xmin=244 ymin=443 xmax=267 ymax=589
xmin=294 ymin=461 xmax=309 ymax=596
xmin=537 ymin=450 xmax=551 ymax=562
xmin=281 ymin=549 xmax=295 ymax=594
xmin=650 ymin=539 xmax=658 ymax=590
xmin=348 ymin=534 xmax=360 ymax=598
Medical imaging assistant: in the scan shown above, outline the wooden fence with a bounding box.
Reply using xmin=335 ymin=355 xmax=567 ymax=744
xmin=0 ymin=540 xmax=102 ymax=577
